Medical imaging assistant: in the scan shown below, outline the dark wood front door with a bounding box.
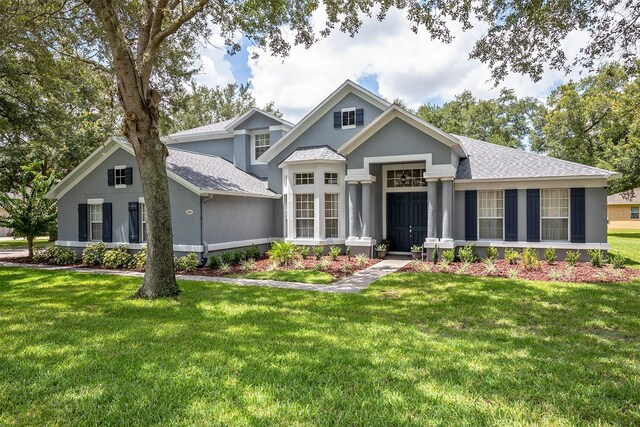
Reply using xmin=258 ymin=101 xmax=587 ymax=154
xmin=387 ymin=192 xmax=428 ymax=252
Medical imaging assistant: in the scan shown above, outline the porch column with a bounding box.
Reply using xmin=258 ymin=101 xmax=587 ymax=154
xmin=348 ymin=182 xmax=358 ymax=239
xmin=441 ymin=178 xmax=453 ymax=241
xmin=361 ymin=181 xmax=372 ymax=239
xmin=426 ymin=179 xmax=438 ymax=241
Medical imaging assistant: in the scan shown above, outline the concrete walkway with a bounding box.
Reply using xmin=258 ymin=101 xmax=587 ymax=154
xmin=0 ymin=259 xmax=410 ymax=294
xmin=0 ymin=248 xmax=28 ymax=259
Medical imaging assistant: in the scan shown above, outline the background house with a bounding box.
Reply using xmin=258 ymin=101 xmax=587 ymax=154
xmin=607 ymin=188 xmax=640 ymax=229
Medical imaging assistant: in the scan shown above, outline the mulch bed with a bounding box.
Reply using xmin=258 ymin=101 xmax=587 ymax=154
xmin=1 ymin=255 xmax=381 ymax=281
xmin=399 ymin=259 xmax=640 ymax=283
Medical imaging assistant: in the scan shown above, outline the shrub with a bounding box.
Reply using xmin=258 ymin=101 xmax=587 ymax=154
xmin=441 ymin=249 xmax=455 ymax=266
xmin=458 ymin=244 xmax=477 ymax=264
xmin=483 ymin=259 xmax=497 ymax=274
xmin=548 ymin=269 xmax=563 ymax=281
xmin=507 ymin=268 xmax=519 ymax=279
xmin=329 ymin=246 xmax=342 ymax=261
xmin=544 ymin=247 xmax=556 ymax=264
xmin=82 ymin=242 xmax=106 ymax=266
xmin=220 ymin=252 xmax=235 ymax=265
xmin=246 ymin=245 xmax=261 ymax=260
xmin=432 ymin=244 xmax=439 ymax=263
xmin=293 ymin=259 xmax=305 ymax=270
xmin=565 ymin=250 xmax=580 ymax=266
xmin=313 ymin=245 xmax=324 ymax=260
xmin=315 ymin=258 xmax=330 ymax=271
xmin=504 ymin=248 xmax=520 ymax=265
xmin=176 ymin=253 xmax=199 ymax=272
xmin=239 ymin=258 xmax=256 ymax=272
xmin=484 ymin=245 xmax=498 ymax=261
xmin=38 ymin=246 xmax=76 ymax=265
xmin=355 ymin=254 xmax=368 ymax=267
xmin=587 ymin=249 xmax=603 ymax=268
xmin=607 ymin=252 xmax=626 ymax=269
xmin=346 ymin=245 xmax=352 ymax=261
xmin=522 ymin=247 xmax=539 ymax=269
xmin=341 ymin=262 xmax=352 ymax=273
xmin=297 ymin=246 xmax=310 ymax=259
xmin=219 ymin=261 xmax=231 ymax=273
xmin=267 ymin=241 xmax=298 ymax=266
xmin=32 ymin=248 xmax=49 ymax=263
xmin=207 ymin=254 xmax=220 ymax=270
xmin=232 ymin=249 xmax=246 ymax=264
xmin=411 ymin=245 xmax=422 ymax=253
xmin=102 ymin=246 xmax=133 ymax=269
xmin=133 ymin=247 xmax=147 ymax=269
xmin=375 ymin=244 xmax=388 ymax=252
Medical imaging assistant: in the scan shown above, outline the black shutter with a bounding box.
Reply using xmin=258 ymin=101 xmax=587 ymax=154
xmin=128 ymin=202 xmax=140 ymax=243
xmin=107 ymin=169 xmax=114 ymax=186
xmin=505 ymin=189 xmax=518 ymax=241
xmin=78 ymin=203 xmax=88 ymax=242
xmin=102 ymin=203 xmax=112 ymax=242
xmin=125 ymin=167 xmax=133 ymax=185
xmin=526 ymin=189 xmax=540 ymax=242
xmin=355 ymin=108 xmax=364 ymax=125
xmin=465 ymin=190 xmax=477 ymax=241
xmin=333 ymin=111 xmax=341 ymax=128
xmin=571 ymin=188 xmax=586 ymax=243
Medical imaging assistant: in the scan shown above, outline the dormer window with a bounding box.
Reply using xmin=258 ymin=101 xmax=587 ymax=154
xmin=341 ymin=108 xmax=356 ymax=129
xmin=251 ymin=130 xmax=270 ymax=164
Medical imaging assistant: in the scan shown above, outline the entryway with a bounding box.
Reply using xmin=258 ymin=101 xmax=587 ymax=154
xmin=386 ymin=192 xmax=428 ymax=252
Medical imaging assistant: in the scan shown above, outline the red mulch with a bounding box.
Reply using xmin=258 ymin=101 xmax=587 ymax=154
xmin=399 ymin=259 xmax=640 ymax=283
xmin=1 ymin=255 xmax=381 ymax=281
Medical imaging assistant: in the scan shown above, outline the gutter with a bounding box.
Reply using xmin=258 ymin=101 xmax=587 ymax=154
xmin=200 ymin=194 xmax=214 ymax=262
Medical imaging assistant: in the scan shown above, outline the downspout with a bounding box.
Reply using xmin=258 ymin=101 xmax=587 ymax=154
xmin=200 ymin=194 xmax=214 ymax=263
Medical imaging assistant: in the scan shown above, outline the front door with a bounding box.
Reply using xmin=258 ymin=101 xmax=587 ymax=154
xmin=387 ymin=192 xmax=428 ymax=252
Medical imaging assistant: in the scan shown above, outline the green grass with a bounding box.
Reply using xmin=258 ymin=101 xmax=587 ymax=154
xmin=232 ymin=269 xmax=334 ymax=284
xmin=608 ymin=228 xmax=640 ymax=268
xmin=1 ymin=267 xmax=639 ymax=425
xmin=0 ymin=237 xmax=51 ymax=250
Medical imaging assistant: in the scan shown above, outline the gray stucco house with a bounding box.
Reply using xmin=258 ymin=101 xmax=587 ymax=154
xmin=47 ymin=80 xmax=620 ymax=259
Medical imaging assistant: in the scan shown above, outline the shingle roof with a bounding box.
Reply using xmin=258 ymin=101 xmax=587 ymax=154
xmin=165 ymin=147 xmax=277 ymax=197
xmin=455 ymin=135 xmax=618 ymax=180
xmin=169 ymin=119 xmax=235 ymax=137
xmin=281 ymin=146 xmax=346 ymax=164
xmin=607 ymin=188 xmax=640 ymax=204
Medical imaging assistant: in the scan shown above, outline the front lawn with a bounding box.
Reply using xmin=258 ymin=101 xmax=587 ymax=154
xmin=0 ymin=237 xmax=50 ymax=250
xmin=608 ymin=228 xmax=640 ymax=268
xmin=1 ymin=267 xmax=638 ymax=425
xmin=232 ymin=269 xmax=334 ymax=284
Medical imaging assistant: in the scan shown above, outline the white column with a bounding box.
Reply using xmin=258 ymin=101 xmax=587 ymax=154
xmin=426 ymin=179 xmax=438 ymax=242
xmin=347 ymin=182 xmax=358 ymax=240
xmin=361 ymin=181 xmax=372 ymax=239
xmin=441 ymin=178 xmax=453 ymax=241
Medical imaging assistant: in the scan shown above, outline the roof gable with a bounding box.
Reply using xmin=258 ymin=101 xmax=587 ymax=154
xmin=607 ymin=188 xmax=640 ymax=204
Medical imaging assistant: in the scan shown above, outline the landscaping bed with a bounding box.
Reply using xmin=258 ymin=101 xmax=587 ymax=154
xmin=400 ymin=258 xmax=639 ymax=283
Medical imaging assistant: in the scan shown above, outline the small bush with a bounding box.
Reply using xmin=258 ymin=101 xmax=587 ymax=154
xmin=133 ymin=247 xmax=147 ymax=269
xmin=507 ymin=268 xmax=519 ymax=279
xmin=544 ymin=247 xmax=556 ymax=264
xmin=587 ymin=249 xmax=603 ymax=268
xmin=102 ymin=246 xmax=133 ymax=269
xmin=355 ymin=254 xmax=368 ymax=267
xmin=297 ymin=246 xmax=310 ymax=259
xmin=341 ymin=262 xmax=352 ymax=273
xmin=483 ymin=259 xmax=497 ymax=274
xmin=267 ymin=241 xmax=298 ymax=266
xmin=82 ymin=242 xmax=107 ymax=266
xmin=220 ymin=252 xmax=235 ymax=265
xmin=37 ymin=246 xmax=76 ymax=265
xmin=293 ymin=259 xmax=305 ymax=270
xmin=565 ymin=250 xmax=580 ymax=266
xmin=232 ymin=249 xmax=246 ymax=264
xmin=239 ymin=258 xmax=256 ymax=272
xmin=522 ymin=247 xmax=539 ymax=269
xmin=315 ymin=258 xmax=330 ymax=271
xmin=607 ymin=252 xmax=626 ymax=269
xmin=432 ymin=244 xmax=439 ymax=263
xmin=176 ymin=253 xmax=199 ymax=272
xmin=458 ymin=244 xmax=477 ymax=264
xmin=219 ymin=261 xmax=231 ymax=273
xmin=548 ymin=269 xmax=563 ymax=281
xmin=246 ymin=245 xmax=261 ymax=260
xmin=484 ymin=245 xmax=498 ymax=261
xmin=504 ymin=248 xmax=520 ymax=265
xmin=313 ymin=245 xmax=324 ymax=260
xmin=32 ymin=248 xmax=49 ymax=263
xmin=329 ymin=246 xmax=342 ymax=261
xmin=346 ymin=245 xmax=352 ymax=261
xmin=441 ymin=249 xmax=455 ymax=266
xmin=207 ymin=254 xmax=220 ymax=270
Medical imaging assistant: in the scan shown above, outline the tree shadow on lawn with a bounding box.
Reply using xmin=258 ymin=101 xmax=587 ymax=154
xmin=1 ymin=267 xmax=639 ymax=425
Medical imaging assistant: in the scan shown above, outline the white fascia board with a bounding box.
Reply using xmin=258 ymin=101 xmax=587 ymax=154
xmin=338 ymin=105 xmax=467 ymax=158
xmin=454 ymin=176 xmax=610 ymax=190
xmin=257 ymin=80 xmax=391 ymax=163
xmin=278 ymin=158 xmax=346 ymax=169
xmin=163 ymin=131 xmax=233 ymax=144
xmin=201 ymin=190 xmax=282 ymax=199
xmin=225 ymin=107 xmax=295 ymax=131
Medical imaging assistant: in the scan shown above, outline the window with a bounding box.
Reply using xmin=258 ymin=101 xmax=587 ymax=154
xmin=541 ymin=189 xmax=569 ymax=241
xmin=325 ymin=194 xmax=339 ymax=238
xmin=386 ymin=168 xmax=427 ymax=188
xmin=89 ymin=203 xmax=103 ymax=241
xmin=295 ymin=194 xmax=314 ymax=238
xmin=252 ymin=131 xmax=270 ymax=163
xmin=114 ymin=165 xmax=126 ymax=188
xmin=324 ymin=172 xmax=338 ymax=185
xmin=295 ymin=172 xmax=314 ymax=185
xmin=631 ymin=206 xmax=639 ymax=219
xmin=341 ymin=108 xmax=355 ymax=129
xmin=478 ymin=191 xmax=504 ymax=240
xmin=140 ymin=203 xmax=148 ymax=242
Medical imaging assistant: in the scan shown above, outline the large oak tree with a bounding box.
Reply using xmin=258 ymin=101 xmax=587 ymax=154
xmin=5 ymin=0 xmax=637 ymax=297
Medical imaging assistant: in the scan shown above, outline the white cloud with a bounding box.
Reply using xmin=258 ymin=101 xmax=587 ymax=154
xmin=193 ymin=33 xmax=235 ymax=88
xmin=246 ymin=7 xmax=590 ymax=121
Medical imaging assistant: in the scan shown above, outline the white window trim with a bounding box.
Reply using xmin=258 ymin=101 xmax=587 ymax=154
xmin=139 ymin=198 xmax=147 ymax=243
xmin=341 ymin=107 xmax=356 ymax=130
xmin=294 ymin=172 xmax=315 ymax=185
xmin=477 ymin=190 xmax=505 ymax=241
xmin=324 ymin=193 xmax=340 ymax=239
xmin=114 ymin=165 xmax=127 ymax=189
xmin=88 ymin=200 xmax=103 ymax=242
xmin=250 ymin=130 xmax=270 ymax=165
xmin=540 ymin=188 xmax=570 ymax=242
xmin=294 ymin=193 xmax=315 ymax=238
xmin=324 ymin=172 xmax=338 ymax=185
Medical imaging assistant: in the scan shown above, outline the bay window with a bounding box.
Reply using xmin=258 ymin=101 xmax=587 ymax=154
xmin=541 ymin=189 xmax=569 ymax=241
xmin=478 ymin=190 xmax=504 ymax=240
xmin=295 ymin=194 xmax=315 ymax=238
xmin=324 ymin=194 xmax=339 ymax=238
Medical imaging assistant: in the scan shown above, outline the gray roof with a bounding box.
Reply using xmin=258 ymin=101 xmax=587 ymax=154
xmin=607 ymin=188 xmax=640 ymax=204
xmin=282 ymin=146 xmax=346 ymax=164
xmin=169 ymin=119 xmax=235 ymax=137
xmin=455 ymin=135 xmax=618 ymax=180
xmin=165 ymin=147 xmax=277 ymax=197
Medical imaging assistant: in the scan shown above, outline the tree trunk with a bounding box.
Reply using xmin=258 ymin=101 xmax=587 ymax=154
xmin=27 ymin=236 xmax=33 ymax=258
